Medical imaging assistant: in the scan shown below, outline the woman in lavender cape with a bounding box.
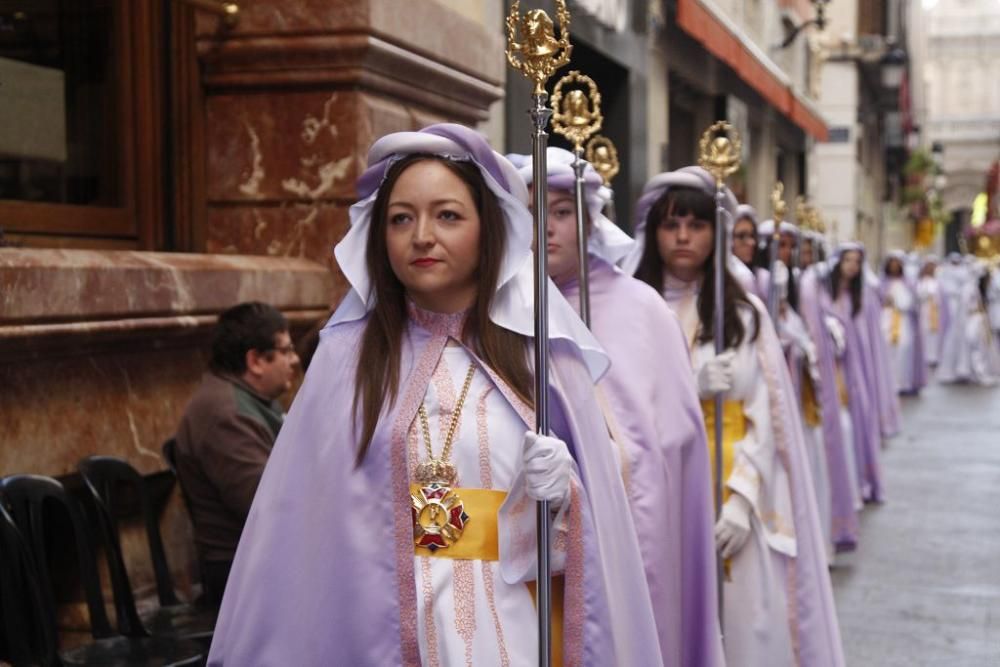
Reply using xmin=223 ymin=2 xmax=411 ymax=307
xmin=625 ymin=166 xmax=844 ymax=667
xmin=207 ymin=124 xmax=662 ymax=666
xmin=829 ymin=244 xmax=885 ymax=502
xmin=880 ymin=251 xmax=927 ymax=395
xmin=511 ymin=147 xmax=724 ymax=667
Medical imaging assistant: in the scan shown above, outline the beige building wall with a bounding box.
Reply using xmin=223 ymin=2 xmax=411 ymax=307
xmin=923 ymin=0 xmax=1000 ymax=214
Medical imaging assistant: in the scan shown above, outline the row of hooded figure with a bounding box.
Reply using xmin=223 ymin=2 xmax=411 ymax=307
xmin=899 ymin=252 xmax=1000 ymax=387
xmin=203 ymin=123 xmax=907 ymax=666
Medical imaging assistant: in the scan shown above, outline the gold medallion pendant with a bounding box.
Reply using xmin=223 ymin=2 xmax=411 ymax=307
xmin=410 ymin=362 xmax=478 ymax=552
xmin=411 ymin=476 xmax=469 ymax=552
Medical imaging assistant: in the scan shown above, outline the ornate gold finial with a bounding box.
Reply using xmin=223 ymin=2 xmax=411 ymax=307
xmin=698 ymin=121 xmax=741 ymax=187
xmin=812 ymin=209 xmax=826 ymax=234
xmin=794 ymin=195 xmax=808 ymax=227
xmin=551 ymin=71 xmax=602 ymax=150
xmin=585 ymin=135 xmax=620 ymax=185
xmin=506 ymin=0 xmax=573 ymax=96
xmin=771 ymin=182 xmax=787 ymax=224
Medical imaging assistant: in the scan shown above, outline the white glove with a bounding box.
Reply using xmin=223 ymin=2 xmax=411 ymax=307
xmin=522 ymin=431 xmax=573 ymax=505
xmin=824 ymin=315 xmax=846 ymax=356
xmin=804 ymin=341 xmax=821 ymax=385
xmin=714 ymin=493 xmax=752 ymax=560
xmin=696 ymin=350 xmax=736 ymax=398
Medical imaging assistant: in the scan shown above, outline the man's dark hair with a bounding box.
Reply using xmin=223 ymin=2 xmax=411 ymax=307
xmin=210 ymin=302 xmax=288 ymax=375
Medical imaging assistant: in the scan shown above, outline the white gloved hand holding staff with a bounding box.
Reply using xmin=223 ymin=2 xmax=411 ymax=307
xmin=697 ymin=350 xmax=736 ymax=399
xmin=521 ymin=431 xmax=573 ymax=506
xmin=714 ymin=493 xmax=752 ymax=559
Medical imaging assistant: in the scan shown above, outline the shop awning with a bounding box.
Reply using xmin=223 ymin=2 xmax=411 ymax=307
xmin=677 ymin=0 xmax=830 ymax=141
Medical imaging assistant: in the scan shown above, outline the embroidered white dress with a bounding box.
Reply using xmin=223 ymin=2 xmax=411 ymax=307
xmin=663 ymin=277 xmax=797 ymax=667
xmin=917 ymin=275 xmax=941 ymax=366
xmin=411 ymin=344 xmax=564 ymax=667
xmin=880 ymin=278 xmax=918 ymax=392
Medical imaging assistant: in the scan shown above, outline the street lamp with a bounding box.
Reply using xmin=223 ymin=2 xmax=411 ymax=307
xmin=778 ymin=0 xmax=830 ymax=49
xmin=881 ymin=47 xmax=907 ymax=89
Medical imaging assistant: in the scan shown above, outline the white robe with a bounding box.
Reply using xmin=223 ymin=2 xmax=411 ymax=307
xmin=413 ymin=344 xmax=572 ymax=666
xmin=988 ymin=270 xmax=1000 ymax=333
xmin=665 ymin=281 xmax=797 ymax=667
xmin=937 ymin=264 xmax=970 ymax=384
xmin=881 ymin=278 xmax=918 ymax=392
xmin=917 ymin=275 xmax=941 ymax=366
xmin=963 ymin=284 xmax=998 ymax=386
xmin=939 ymin=267 xmax=996 ymax=386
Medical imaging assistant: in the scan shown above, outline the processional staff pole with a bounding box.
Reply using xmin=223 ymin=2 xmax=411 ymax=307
xmin=768 ymin=182 xmax=787 ymax=325
xmin=698 ymin=121 xmax=742 ymax=632
xmin=552 ymin=71 xmax=603 ymax=327
xmin=506 ymin=3 xmax=572 ymax=665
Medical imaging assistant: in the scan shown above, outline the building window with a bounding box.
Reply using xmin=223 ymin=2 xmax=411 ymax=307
xmin=0 ymin=1 xmax=164 ymax=249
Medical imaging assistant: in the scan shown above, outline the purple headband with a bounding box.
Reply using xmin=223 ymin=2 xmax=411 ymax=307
xmin=355 ymin=123 xmax=511 ymax=199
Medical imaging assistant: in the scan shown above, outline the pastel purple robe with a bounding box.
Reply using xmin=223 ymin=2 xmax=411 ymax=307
xmin=860 ymin=281 xmax=902 ymax=437
xmin=797 ymin=266 xmax=860 ymax=550
xmin=832 ymin=294 xmax=885 ymax=503
xmin=207 ymin=311 xmax=663 ymax=666
xmin=559 ymin=257 xmax=724 ymax=667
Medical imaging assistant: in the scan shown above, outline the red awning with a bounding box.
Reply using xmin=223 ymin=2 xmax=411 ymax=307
xmin=677 ymin=0 xmax=829 ymax=141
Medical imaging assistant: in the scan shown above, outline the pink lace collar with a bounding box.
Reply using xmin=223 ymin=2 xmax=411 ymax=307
xmin=407 ymin=301 xmax=469 ymax=338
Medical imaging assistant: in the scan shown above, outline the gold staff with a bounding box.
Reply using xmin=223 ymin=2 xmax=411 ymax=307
xmin=552 ymin=70 xmax=603 ymax=327
xmin=766 ymin=183 xmax=787 ymax=323
xmin=506 ymin=3 xmax=571 ymax=664
xmin=698 ymin=120 xmax=742 ymax=631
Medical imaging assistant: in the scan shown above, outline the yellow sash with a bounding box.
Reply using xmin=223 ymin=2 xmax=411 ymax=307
xmin=929 ymin=300 xmax=939 ymax=333
xmin=700 ymin=400 xmax=748 ymax=505
xmin=835 ymin=365 xmax=849 ymax=407
xmin=410 ymin=484 xmax=564 ymax=666
xmin=889 ymin=308 xmax=902 ymax=345
xmin=411 ymin=485 xmax=506 ymax=560
xmin=801 ymin=373 xmax=822 ymax=427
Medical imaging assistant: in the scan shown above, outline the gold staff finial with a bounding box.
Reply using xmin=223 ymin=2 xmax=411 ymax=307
xmin=551 ymin=71 xmax=602 ymax=151
xmin=771 ymin=182 xmax=787 ymax=224
xmin=586 ymin=135 xmax=620 ymax=185
xmin=812 ymin=208 xmax=826 ymax=234
xmin=506 ymin=0 xmax=572 ymax=96
xmin=698 ymin=121 xmax=742 ymax=187
xmin=794 ymin=195 xmax=808 ymax=227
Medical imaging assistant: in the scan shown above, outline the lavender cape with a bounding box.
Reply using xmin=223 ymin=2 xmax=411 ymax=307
xmin=799 ymin=266 xmax=860 ymax=549
xmin=750 ymin=296 xmax=846 ymax=667
xmin=831 ymin=296 xmax=885 ymax=502
xmin=207 ymin=312 xmax=664 ymax=666
xmin=860 ymin=280 xmax=902 ymax=437
xmin=560 ymin=257 xmax=724 ymax=667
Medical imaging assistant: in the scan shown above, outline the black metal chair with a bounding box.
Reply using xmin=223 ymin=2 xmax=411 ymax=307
xmin=0 ymin=500 xmax=59 ymax=665
xmin=0 ymin=475 xmax=205 ymax=666
xmin=77 ymin=456 xmax=215 ymax=645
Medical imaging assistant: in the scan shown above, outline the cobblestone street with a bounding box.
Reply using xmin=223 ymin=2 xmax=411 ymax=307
xmin=832 ymin=380 xmax=1000 ymax=666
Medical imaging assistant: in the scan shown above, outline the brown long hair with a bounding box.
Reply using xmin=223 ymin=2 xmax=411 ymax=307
xmin=832 ymin=253 xmax=864 ymax=317
xmin=634 ymin=186 xmax=759 ymax=349
xmin=352 ymin=154 xmax=533 ymax=464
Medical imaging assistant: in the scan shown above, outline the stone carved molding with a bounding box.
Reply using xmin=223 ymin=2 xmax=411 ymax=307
xmin=0 ymin=249 xmax=332 ymax=361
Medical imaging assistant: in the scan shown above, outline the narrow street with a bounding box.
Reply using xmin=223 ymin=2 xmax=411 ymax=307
xmin=832 ymin=380 xmax=1000 ymax=666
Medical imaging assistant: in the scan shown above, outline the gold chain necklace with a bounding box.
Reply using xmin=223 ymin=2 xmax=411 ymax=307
xmin=411 ymin=360 xmax=477 ymax=552
xmin=414 ymin=361 xmax=477 ymax=486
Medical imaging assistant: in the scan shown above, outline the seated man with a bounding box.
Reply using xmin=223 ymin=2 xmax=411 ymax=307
xmin=173 ymin=301 xmax=299 ymax=607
